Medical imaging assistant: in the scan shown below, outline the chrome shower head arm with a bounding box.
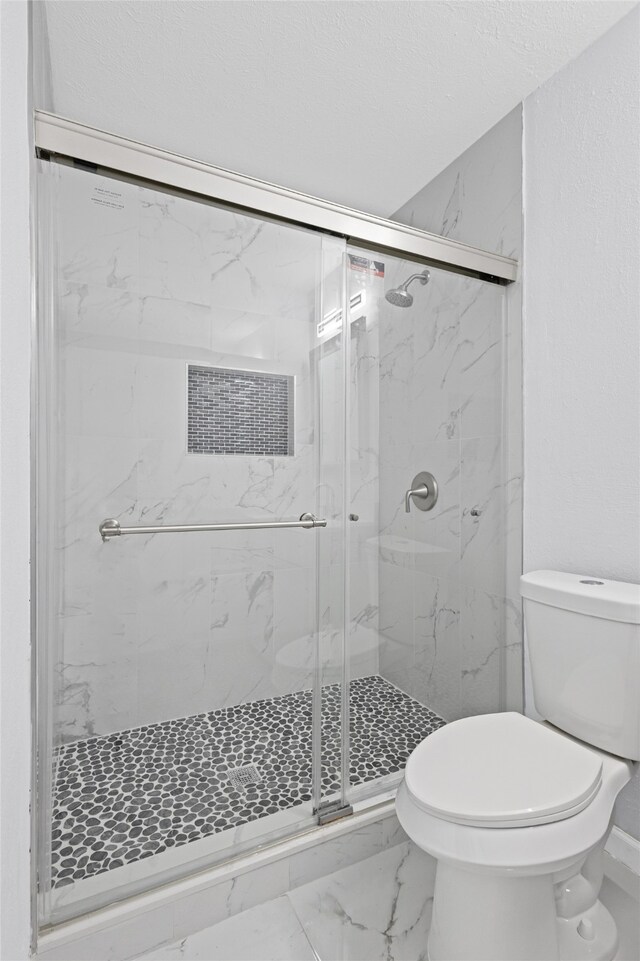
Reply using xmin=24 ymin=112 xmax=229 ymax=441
xmin=400 ymin=270 xmax=430 ymax=290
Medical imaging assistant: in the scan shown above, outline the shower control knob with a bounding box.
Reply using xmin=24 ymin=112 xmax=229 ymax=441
xmin=349 ymin=514 xmax=359 ymax=522
xmin=405 ymin=472 xmax=438 ymax=513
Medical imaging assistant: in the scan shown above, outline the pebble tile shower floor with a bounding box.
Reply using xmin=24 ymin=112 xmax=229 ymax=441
xmin=51 ymin=675 xmax=445 ymax=887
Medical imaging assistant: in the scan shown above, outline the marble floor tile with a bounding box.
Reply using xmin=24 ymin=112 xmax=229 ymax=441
xmin=288 ymin=842 xmax=435 ymax=961
xmin=600 ymin=876 xmax=640 ymax=961
xmin=131 ymin=844 xmax=638 ymax=961
xmin=141 ymin=896 xmax=316 ymax=961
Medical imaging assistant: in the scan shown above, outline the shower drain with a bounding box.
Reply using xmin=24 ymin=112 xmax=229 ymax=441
xmin=225 ymin=764 xmax=262 ymax=791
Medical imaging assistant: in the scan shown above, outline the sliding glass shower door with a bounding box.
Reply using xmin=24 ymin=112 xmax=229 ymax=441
xmin=343 ymin=245 xmax=518 ymax=809
xmin=36 ymin=161 xmax=350 ymax=925
xmin=35 ymin=156 xmax=518 ymax=932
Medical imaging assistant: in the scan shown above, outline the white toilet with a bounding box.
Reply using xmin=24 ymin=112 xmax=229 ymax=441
xmin=396 ymin=570 xmax=640 ymax=961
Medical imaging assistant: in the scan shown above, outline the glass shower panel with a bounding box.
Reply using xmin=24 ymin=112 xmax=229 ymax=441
xmin=312 ymin=239 xmax=349 ymax=817
xmin=345 ymin=247 xmax=510 ymax=804
xmin=37 ymin=162 xmax=346 ymax=924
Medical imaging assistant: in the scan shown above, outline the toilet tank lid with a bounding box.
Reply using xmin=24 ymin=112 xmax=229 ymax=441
xmin=520 ymin=570 xmax=640 ymax=624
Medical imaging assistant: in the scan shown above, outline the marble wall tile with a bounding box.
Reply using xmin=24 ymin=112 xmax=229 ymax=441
xmin=57 ymin=168 xmax=140 ymax=293
xmin=207 ymin=218 xmax=320 ymax=319
xmin=52 ymin=111 xmax=525 ymax=745
xmin=504 ymin=454 xmax=524 ymax=604
xmin=170 ymin=857 xmax=291 ymax=944
xmin=413 ymin=573 xmax=461 ymax=721
xmin=504 ymin=595 xmax=524 ymax=713
xmin=140 ymin=296 xmax=214 ymax=351
xmin=378 ymin=559 xmax=416 ymax=697
xmin=458 ymin=279 xmax=505 ymax=441
xmin=348 ymin=559 xmax=379 ymax=680
xmin=54 ymin=613 xmax=139 ymax=742
xmin=53 ymin=165 xmax=344 ymax=739
xmin=203 ymin=570 xmax=275 ymax=705
xmin=209 ymin=305 xmax=278 ymax=364
xmin=288 ymin=820 xmax=386 ymax=888
xmin=58 ymin=283 xmax=142 ymax=345
xmin=393 ymin=108 xmax=522 ymax=258
xmin=138 ymin=190 xmax=217 ymax=304
xmin=378 ymin=461 xmax=414 ymax=550
xmin=410 ymin=440 xmax=461 ymax=580
xmin=460 ymin=586 xmax=525 ymax=717
xmin=460 ymin=434 xmax=505 ymax=596
xmin=459 ymin=585 xmax=504 ymax=717
xmin=409 ymin=271 xmax=461 ymax=445
xmin=378 ymin=560 xmax=461 ymax=716
xmin=382 ymin=814 xmax=409 ymax=848
xmin=136 ymin=561 xmax=215 ymax=721
xmin=271 ymin=565 xmax=316 ymax=692
xmin=378 ymin=286 xmax=414 ymax=454
xmin=382 ymin=105 xmax=524 ymax=715
xmin=62 ymin=346 xmax=143 ymax=440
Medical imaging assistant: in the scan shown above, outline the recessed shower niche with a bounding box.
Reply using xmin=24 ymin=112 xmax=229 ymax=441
xmin=187 ymin=365 xmax=294 ymax=456
xmin=34 ymin=143 xmax=519 ymax=929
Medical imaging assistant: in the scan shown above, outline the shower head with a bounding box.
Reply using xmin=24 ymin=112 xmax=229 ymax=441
xmin=385 ymin=269 xmax=430 ymax=308
xmin=385 ymin=286 xmax=415 ymax=308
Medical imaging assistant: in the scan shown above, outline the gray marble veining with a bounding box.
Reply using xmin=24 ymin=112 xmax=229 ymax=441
xmin=288 ymin=842 xmax=434 ymax=961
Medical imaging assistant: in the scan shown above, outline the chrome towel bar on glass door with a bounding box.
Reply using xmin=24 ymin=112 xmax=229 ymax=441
xmin=98 ymin=512 xmax=327 ymax=542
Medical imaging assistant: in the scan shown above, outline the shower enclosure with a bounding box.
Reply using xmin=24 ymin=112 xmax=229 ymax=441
xmin=34 ymin=115 xmax=520 ymax=930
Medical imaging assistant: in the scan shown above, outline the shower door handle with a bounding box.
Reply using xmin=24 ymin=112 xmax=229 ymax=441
xmin=99 ymin=512 xmax=327 ymax=542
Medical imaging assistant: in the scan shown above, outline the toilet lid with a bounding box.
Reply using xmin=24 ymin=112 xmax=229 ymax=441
xmin=404 ymin=713 xmax=603 ymax=828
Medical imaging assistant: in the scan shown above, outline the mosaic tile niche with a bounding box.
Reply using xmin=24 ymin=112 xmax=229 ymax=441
xmin=187 ymin=365 xmax=294 ymax=456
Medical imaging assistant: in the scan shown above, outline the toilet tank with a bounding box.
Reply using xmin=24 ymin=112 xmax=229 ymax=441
xmin=521 ymin=571 xmax=640 ymax=760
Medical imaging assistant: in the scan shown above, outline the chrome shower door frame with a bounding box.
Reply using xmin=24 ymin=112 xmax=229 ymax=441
xmin=34 ymin=112 xmax=517 ymax=285
xmin=32 ymin=112 xmax=517 ymax=935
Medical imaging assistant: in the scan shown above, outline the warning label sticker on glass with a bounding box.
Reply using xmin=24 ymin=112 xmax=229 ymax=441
xmin=90 ymin=186 xmax=125 ymax=211
xmin=348 ymin=254 xmax=385 ymax=277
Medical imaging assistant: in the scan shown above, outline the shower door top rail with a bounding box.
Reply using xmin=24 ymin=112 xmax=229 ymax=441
xmin=34 ymin=110 xmax=517 ymax=285
xmin=99 ymin=513 xmax=327 ymax=542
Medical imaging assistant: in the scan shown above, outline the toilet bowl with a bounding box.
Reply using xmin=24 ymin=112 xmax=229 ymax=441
xmin=397 ymin=713 xmax=632 ymax=961
xmin=396 ymin=571 xmax=640 ymax=961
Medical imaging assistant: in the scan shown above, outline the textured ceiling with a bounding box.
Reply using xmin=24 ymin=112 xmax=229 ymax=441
xmin=39 ymin=0 xmax=636 ymax=216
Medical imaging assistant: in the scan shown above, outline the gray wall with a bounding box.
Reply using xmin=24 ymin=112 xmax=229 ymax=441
xmin=0 ymin=4 xmax=32 ymax=958
xmin=523 ymin=7 xmax=640 ymax=840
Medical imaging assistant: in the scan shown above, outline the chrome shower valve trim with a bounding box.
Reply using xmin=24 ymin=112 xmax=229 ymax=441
xmin=405 ymin=472 xmax=438 ymax=513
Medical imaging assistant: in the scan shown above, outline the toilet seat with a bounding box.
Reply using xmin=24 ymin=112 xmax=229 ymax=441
xmin=404 ymin=712 xmax=603 ymax=828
